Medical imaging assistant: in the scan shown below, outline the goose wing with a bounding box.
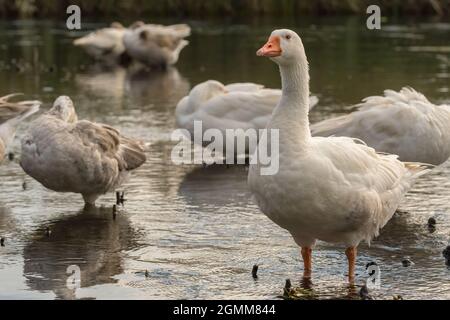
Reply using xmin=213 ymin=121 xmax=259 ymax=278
xmin=73 ymin=27 xmax=125 ymax=56
xmin=73 ymin=120 xmax=146 ymax=171
xmin=311 ymin=87 xmax=450 ymax=164
xmin=311 ymin=135 xmax=432 ymax=238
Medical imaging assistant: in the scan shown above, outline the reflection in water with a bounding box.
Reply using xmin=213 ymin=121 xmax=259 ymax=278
xmin=74 ymin=65 xmax=190 ymax=109
xmin=22 ymin=206 xmax=140 ymax=300
xmin=125 ymin=66 xmax=190 ymax=106
xmin=75 ymin=65 xmax=127 ymax=100
xmin=178 ymin=165 xmax=250 ymax=208
xmin=0 ymin=205 xmax=16 ymax=233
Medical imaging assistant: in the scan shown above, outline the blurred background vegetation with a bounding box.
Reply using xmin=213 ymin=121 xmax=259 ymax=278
xmin=0 ymin=0 xmax=448 ymax=18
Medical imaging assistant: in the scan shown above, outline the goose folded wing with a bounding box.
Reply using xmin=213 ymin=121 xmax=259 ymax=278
xmin=75 ymin=29 xmax=120 ymax=53
xmin=313 ymin=136 xmax=409 ymax=190
xmin=74 ymin=120 xmax=146 ymax=171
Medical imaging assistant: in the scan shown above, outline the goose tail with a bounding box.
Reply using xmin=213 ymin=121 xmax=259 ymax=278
xmin=404 ymin=162 xmax=434 ymax=179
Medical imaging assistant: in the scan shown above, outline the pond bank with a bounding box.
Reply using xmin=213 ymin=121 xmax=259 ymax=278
xmin=0 ymin=0 xmax=448 ymax=19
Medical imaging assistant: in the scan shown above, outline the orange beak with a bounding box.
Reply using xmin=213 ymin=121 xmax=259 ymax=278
xmin=257 ymin=36 xmax=282 ymax=57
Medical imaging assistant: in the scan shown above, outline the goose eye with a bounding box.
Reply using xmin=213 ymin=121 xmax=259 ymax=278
xmin=285 ymin=34 xmax=291 ymax=40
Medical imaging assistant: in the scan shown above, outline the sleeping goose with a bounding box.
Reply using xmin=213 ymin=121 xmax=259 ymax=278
xmin=73 ymin=22 xmax=128 ymax=64
xmin=123 ymin=23 xmax=191 ymax=68
xmin=175 ymin=80 xmax=318 ymax=155
xmin=20 ymin=96 xmax=146 ymax=205
xmin=248 ymin=29 xmax=433 ymax=282
xmin=311 ymin=87 xmax=450 ymax=165
xmin=0 ymin=94 xmax=40 ymax=162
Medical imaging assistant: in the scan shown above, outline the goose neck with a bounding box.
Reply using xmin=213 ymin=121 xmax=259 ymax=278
xmin=271 ymin=61 xmax=311 ymax=144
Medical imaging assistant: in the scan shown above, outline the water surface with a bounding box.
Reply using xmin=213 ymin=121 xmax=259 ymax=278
xmin=0 ymin=17 xmax=449 ymax=299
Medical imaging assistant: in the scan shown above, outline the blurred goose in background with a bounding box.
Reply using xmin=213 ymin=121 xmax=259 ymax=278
xmin=123 ymin=22 xmax=191 ymax=68
xmin=175 ymin=80 xmax=318 ymax=155
xmin=0 ymin=94 xmax=40 ymax=162
xmin=73 ymin=22 xmax=129 ymax=64
xmin=248 ymin=29 xmax=432 ymax=282
xmin=20 ymin=96 xmax=146 ymax=205
xmin=311 ymin=87 xmax=450 ymax=165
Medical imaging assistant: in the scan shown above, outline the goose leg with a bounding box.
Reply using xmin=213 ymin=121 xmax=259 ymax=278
xmin=345 ymin=247 xmax=357 ymax=283
xmin=301 ymin=247 xmax=312 ymax=278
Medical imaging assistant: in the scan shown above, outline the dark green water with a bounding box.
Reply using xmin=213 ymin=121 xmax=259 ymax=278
xmin=0 ymin=17 xmax=449 ymax=299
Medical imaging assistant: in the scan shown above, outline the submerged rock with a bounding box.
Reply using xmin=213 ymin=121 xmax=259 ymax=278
xmin=116 ymin=191 xmax=126 ymax=206
xmin=443 ymin=246 xmax=450 ymax=266
xmin=427 ymin=217 xmax=436 ymax=227
xmin=402 ymin=258 xmax=413 ymax=267
xmin=443 ymin=246 xmax=450 ymax=260
xmin=283 ymin=279 xmax=293 ymax=297
xmin=252 ymin=264 xmax=258 ymax=279
xmin=427 ymin=217 xmax=437 ymax=233
xmin=359 ymin=285 xmax=373 ymax=300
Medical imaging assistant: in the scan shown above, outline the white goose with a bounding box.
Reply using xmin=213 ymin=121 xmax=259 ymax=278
xmin=20 ymin=96 xmax=146 ymax=205
xmin=123 ymin=22 xmax=190 ymax=68
xmin=73 ymin=22 xmax=128 ymax=63
xmin=0 ymin=94 xmax=40 ymax=162
xmin=175 ymin=80 xmax=318 ymax=155
xmin=248 ymin=29 xmax=432 ymax=282
xmin=311 ymin=87 xmax=450 ymax=165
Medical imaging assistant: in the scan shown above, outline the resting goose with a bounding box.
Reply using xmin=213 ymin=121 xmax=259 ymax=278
xmin=0 ymin=94 xmax=40 ymax=162
xmin=175 ymin=80 xmax=318 ymax=155
xmin=20 ymin=96 xmax=146 ymax=205
xmin=311 ymin=87 xmax=450 ymax=165
xmin=123 ymin=23 xmax=191 ymax=68
xmin=248 ymin=29 xmax=432 ymax=282
xmin=73 ymin=22 xmax=128 ymax=64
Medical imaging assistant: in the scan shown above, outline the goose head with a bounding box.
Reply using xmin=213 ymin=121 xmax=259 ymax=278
xmin=189 ymin=80 xmax=228 ymax=106
xmin=48 ymin=96 xmax=78 ymax=123
xmin=257 ymin=29 xmax=306 ymax=66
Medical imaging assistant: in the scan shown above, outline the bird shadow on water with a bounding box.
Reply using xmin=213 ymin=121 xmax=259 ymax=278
xmin=22 ymin=204 xmax=141 ymax=300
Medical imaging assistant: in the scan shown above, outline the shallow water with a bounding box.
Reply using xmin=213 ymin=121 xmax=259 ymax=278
xmin=0 ymin=17 xmax=449 ymax=300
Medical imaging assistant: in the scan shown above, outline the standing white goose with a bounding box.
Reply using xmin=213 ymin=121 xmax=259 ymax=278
xmin=73 ymin=22 xmax=128 ymax=64
xmin=248 ymin=29 xmax=433 ymax=282
xmin=0 ymin=94 xmax=40 ymax=162
xmin=123 ymin=22 xmax=191 ymax=68
xmin=311 ymin=87 xmax=450 ymax=165
xmin=20 ymin=96 xmax=146 ymax=205
xmin=175 ymin=80 xmax=318 ymax=155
